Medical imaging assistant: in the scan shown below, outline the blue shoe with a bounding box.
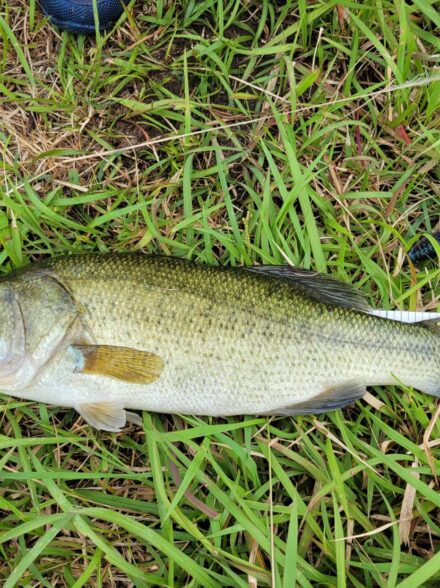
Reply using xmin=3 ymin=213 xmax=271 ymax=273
xmin=39 ymin=0 xmax=125 ymax=33
xmin=408 ymin=232 xmax=440 ymax=265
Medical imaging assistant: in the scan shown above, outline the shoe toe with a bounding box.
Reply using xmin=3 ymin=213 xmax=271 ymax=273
xmin=39 ymin=0 xmax=125 ymax=33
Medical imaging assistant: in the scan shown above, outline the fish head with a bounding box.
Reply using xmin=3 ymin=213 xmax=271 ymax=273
xmin=0 ymin=272 xmax=79 ymax=390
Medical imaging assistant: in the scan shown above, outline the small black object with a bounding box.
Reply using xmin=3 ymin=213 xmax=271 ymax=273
xmin=408 ymin=232 xmax=440 ymax=265
xmin=39 ymin=0 xmax=125 ymax=33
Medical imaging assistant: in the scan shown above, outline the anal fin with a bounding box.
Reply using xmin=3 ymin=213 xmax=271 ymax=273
xmin=266 ymin=380 xmax=367 ymax=416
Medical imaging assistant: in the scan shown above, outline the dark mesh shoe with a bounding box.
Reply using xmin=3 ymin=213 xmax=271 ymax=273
xmin=39 ymin=0 xmax=125 ymax=33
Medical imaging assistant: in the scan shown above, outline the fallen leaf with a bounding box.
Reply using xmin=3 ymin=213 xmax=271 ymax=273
xmin=394 ymin=124 xmax=411 ymax=145
xmin=399 ymin=459 xmax=419 ymax=545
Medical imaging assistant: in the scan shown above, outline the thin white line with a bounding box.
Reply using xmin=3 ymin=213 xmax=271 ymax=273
xmin=370 ymin=310 xmax=440 ymax=323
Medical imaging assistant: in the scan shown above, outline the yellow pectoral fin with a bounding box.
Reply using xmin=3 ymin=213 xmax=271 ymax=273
xmin=74 ymin=344 xmax=164 ymax=384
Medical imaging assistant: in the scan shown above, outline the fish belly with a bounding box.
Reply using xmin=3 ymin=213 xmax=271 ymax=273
xmin=19 ymin=337 xmax=386 ymax=415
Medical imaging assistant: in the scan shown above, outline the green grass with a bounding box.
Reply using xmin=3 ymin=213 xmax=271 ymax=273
xmin=0 ymin=0 xmax=439 ymax=586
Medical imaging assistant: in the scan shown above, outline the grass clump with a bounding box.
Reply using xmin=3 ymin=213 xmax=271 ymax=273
xmin=0 ymin=0 xmax=439 ymax=586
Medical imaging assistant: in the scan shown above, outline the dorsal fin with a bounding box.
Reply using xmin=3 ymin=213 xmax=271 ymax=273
xmin=245 ymin=266 xmax=371 ymax=312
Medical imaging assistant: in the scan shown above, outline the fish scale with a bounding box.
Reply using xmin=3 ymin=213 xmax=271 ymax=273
xmin=0 ymin=253 xmax=438 ymax=431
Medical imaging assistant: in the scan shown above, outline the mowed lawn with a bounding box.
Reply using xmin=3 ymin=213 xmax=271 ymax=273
xmin=0 ymin=1 xmax=439 ymax=586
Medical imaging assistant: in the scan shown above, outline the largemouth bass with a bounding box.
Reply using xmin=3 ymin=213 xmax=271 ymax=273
xmin=0 ymin=253 xmax=438 ymax=431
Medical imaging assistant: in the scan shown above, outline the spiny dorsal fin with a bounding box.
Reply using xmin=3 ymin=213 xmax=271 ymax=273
xmin=74 ymin=344 xmax=164 ymax=384
xmin=246 ymin=266 xmax=371 ymax=313
xmin=263 ymin=380 xmax=367 ymax=416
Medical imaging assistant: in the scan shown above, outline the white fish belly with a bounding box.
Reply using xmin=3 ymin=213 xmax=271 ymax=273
xmin=15 ymin=342 xmax=421 ymax=416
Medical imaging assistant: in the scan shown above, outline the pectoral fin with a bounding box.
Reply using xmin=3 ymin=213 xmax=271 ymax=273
xmin=266 ymin=380 xmax=367 ymax=416
xmin=78 ymin=402 xmax=127 ymax=432
xmin=73 ymin=344 xmax=164 ymax=384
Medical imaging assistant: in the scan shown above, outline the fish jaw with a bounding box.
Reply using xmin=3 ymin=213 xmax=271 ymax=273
xmin=0 ymin=318 xmax=81 ymax=393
